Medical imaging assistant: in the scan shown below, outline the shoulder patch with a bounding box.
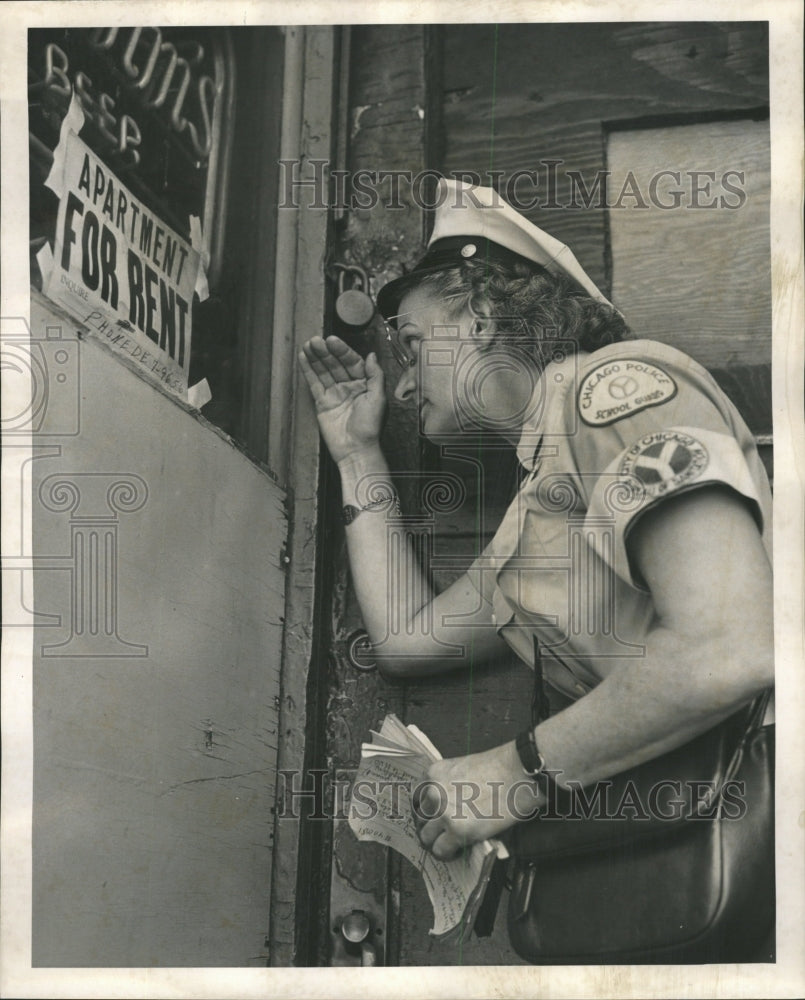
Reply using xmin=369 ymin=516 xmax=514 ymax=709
xmin=577 ymin=358 xmax=677 ymax=426
xmin=619 ymin=430 xmax=709 ymax=497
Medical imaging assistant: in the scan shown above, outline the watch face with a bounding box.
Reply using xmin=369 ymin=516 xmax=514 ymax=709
xmin=342 ymin=504 xmax=360 ymax=525
xmin=342 ymin=495 xmax=400 ymax=525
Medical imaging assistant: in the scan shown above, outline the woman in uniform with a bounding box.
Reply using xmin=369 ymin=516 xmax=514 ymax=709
xmin=298 ymin=179 xmax=773 ymax=869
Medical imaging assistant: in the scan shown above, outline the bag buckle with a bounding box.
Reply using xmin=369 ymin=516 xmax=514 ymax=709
xmin=510 ymin=861 xmax=537 ymax=923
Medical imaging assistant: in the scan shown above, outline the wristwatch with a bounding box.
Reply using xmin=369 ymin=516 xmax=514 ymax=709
xmin=516 ymin=727 xmax=547 ymax=782
xmin=342 ymin=493 xmax=400 ymax=525
xmin=515 ymin=727 xmax=571 ymax=817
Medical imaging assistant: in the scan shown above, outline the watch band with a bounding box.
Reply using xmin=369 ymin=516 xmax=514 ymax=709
xmin=342 ymin=493 xmax=400 ymax=525
xmin=515 ymin=727 xmax=570 ymax=816
xmin=516 ymin=727 xmax=546 ymax=779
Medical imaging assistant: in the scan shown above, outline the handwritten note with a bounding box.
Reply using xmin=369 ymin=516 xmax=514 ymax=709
xmin=348 ymin=714 xmax=503 ymax=941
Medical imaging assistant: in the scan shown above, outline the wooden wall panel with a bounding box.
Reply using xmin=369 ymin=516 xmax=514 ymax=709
xmin=441 ymin=22 xmax=768 ymax=294
xmin=607 ymin=119 xmax=771 ymax=371
xmin=31 ymin=296 xmax=286 ymax=967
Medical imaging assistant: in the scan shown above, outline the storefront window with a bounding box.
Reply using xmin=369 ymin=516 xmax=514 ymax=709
xmin=28 ymin=26 xmax=286 ymax=464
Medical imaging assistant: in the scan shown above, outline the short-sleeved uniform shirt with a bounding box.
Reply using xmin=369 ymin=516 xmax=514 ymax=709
xmin=467 ymin=339 xmax=772 ymax=704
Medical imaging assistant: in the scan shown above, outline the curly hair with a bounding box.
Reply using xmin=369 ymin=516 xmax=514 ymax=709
xmin=402 ymin=257 xmax=631 ymax=363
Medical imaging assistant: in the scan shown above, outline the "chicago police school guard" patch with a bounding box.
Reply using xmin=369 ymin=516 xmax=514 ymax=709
xmin=578 ymin=358 xmax=677 ymax=426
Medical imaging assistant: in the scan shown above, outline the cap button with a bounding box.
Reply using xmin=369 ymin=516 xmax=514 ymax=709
xmin=460 ymin=243 xmax=477 ymax=258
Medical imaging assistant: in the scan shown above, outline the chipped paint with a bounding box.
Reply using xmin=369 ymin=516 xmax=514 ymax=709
xmin=350 ymin=104 xmax=373 ymax=139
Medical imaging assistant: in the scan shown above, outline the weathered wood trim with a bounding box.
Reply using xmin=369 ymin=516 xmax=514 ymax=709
xmin=267 ymin=27 xmax=305 ymax=484
xmin=268 ymin=25 xmax=336 ymax=967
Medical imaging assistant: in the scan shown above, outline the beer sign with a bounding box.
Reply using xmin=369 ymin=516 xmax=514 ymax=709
xmin=40 ymin=97 xmax=207 ymax=398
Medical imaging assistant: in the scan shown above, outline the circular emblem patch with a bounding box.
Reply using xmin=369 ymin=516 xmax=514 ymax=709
xmin=608 ymin=375 xmax=639 ymax=400
xmin=578 ymin=358 xmax=677 ymax=426
xmin=619 ymin=431 xmax=709 ymax=497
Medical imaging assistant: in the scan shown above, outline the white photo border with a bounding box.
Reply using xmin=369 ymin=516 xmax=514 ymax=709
xmin=2 ymin=1 xmax=803 ymax=997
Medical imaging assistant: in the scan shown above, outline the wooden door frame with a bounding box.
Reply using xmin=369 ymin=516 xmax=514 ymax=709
xmin=267 ymin=25 xmax=339 ymax=967
xmin=298 ymin=24 xmax=442 ymax=969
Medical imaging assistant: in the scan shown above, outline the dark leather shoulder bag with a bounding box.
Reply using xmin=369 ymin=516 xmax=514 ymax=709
xmin=505 ymin=641 xmax=775 ymax=965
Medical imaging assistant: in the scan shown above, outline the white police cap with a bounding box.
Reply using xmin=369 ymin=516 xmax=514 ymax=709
xmin=377 ymin=178 xmax=613 ymax=321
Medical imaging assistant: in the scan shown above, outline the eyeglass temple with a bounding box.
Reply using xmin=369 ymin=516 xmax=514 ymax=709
xmin=383 ymin=327 xmax=414 ymax=368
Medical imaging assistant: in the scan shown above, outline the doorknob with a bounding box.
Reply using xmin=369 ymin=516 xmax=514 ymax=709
xmin=339 ymin=909 xmax=377 ymax=966
xmin=328 ymin=777 xmax=387 ymax=965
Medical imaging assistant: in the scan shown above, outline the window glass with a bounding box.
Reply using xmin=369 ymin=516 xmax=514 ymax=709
xmin=29 ymin=26 xmax=286 ymax=462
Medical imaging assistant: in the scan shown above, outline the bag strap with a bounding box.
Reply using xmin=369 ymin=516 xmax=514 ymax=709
xmin=531 ymin=635 xmax=771 ymax=809
xmin=472 ymin=850 xmax=509 ymax=937
xmin=474 ymin=636 xmax=547 ymax=939
xmin=719 ymin=685 xmax=773 ymax=790
xmin=745 ymin=685 xmax=772 ymax=731
xmin=531 ymin=636 xmax=551 ymax=728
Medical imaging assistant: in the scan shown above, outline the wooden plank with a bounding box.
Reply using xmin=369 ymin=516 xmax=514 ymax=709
xmin=608 ymin=118 xmax=771 ymax=373
xmin=711 ymin=364 xmax=772 ymax=436
xmin=31 ymin=297 xmax=286 ymax=967
xmin=268 ymin=26 xmax=336 ymax=967
xmin=441 ymin=22 xmax=769 ymax=307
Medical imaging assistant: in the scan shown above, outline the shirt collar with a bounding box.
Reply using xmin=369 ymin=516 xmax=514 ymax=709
xmin=514 ymin=351 xmax=582 ymax=472
xmin=515 ymin=369 xmax=548 ymax=472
